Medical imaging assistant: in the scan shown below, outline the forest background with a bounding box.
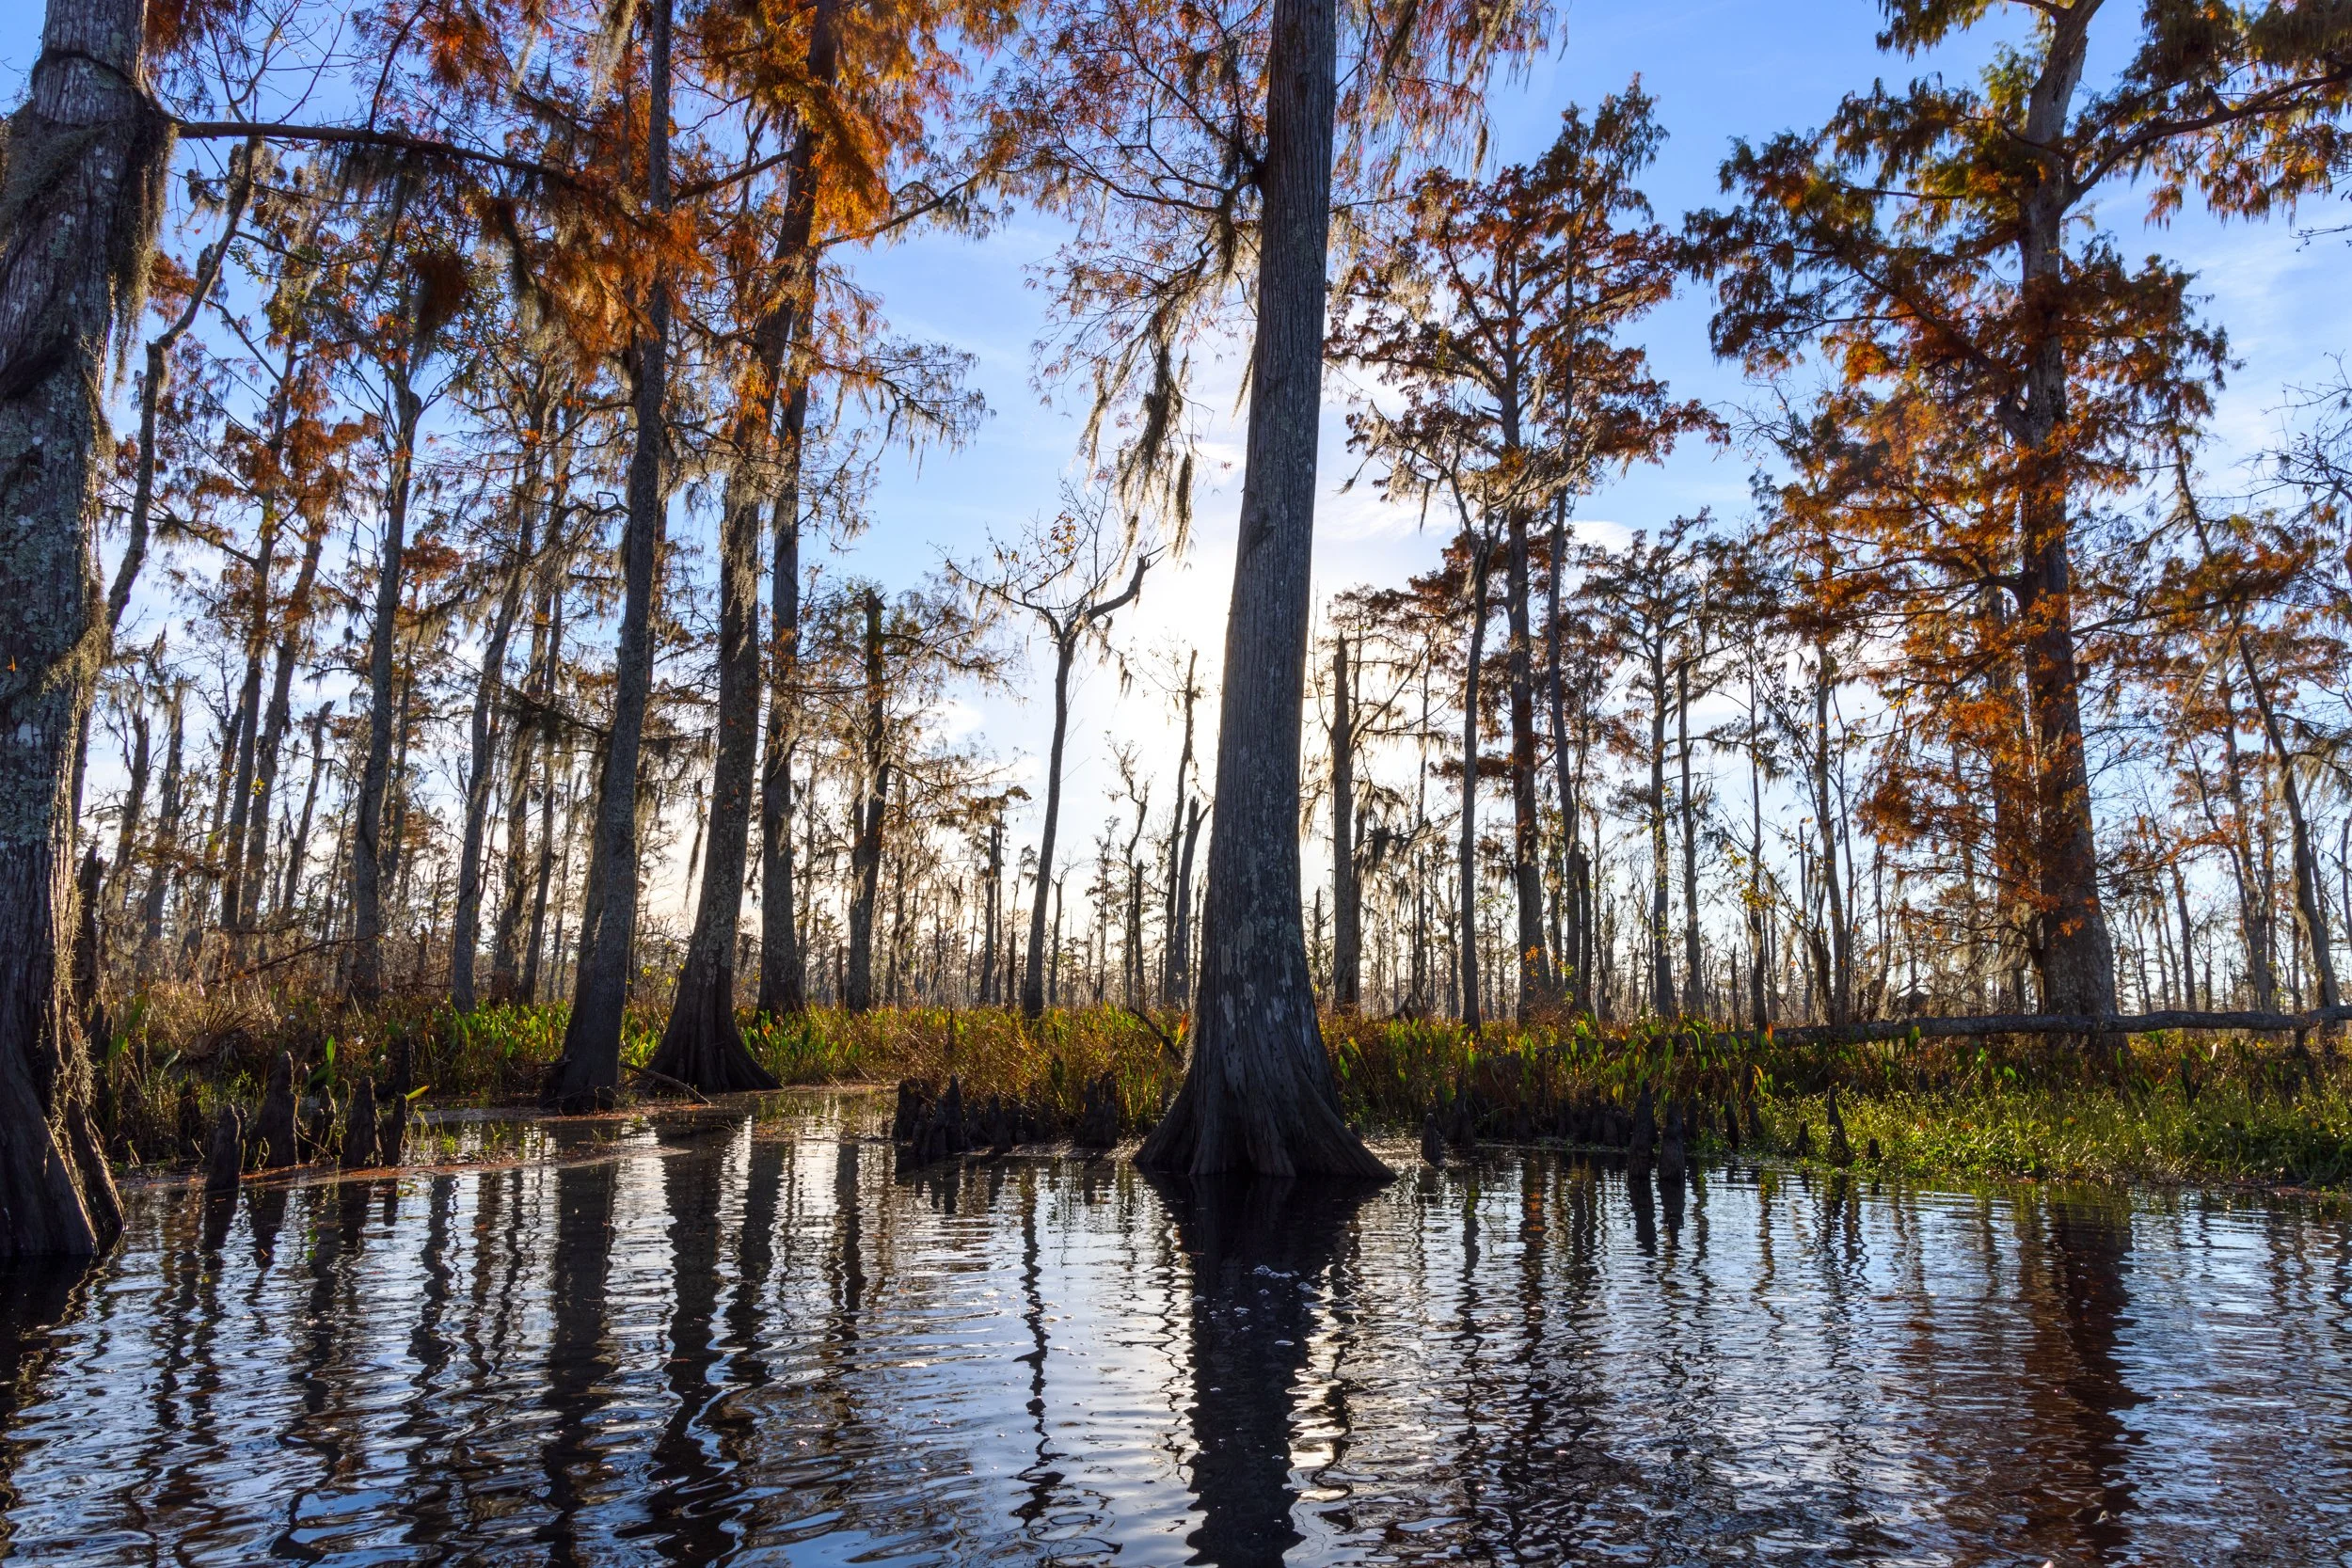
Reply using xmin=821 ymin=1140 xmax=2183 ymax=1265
xmin=17 ymin=0 xmax=2344 ymax=941
xmin=10 ymin=0 xmax=2352 ymax=1234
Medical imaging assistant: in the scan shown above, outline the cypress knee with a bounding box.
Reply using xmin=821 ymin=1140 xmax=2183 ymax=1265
xmin=342 ymin=1077 xmax=378 ymax=1169
xmin=255 ymin=1052 xmax=299 ymax=1168
xmin=1825 ymin=1085 xmax=1854 ymax=1167
xmin=377 ymin=1085 xmax=409 ymax=1168
xmin=203 ymin=1104 xmax=244 ymax=1199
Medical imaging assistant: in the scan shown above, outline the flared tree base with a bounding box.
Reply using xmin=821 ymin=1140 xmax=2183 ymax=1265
xmin=1136 ymin=990 xmax=1388 ymax=1180
xmin=648 ymin=954 xmax=780 ymax=1095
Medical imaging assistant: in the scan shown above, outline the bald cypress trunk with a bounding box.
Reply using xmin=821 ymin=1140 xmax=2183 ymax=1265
xmin=1502 ymin=503 xmax=1549 ymax=1017
xmin=755 ymin=0 xmax=840 ymax=1020
xmin=1137 ymin=0 xmax=1383 ymax=1177
xmin=548 ymin=0 xmax=673 ymax=1111
xmin=350 ymin=368 xmax=423 ymax=1000
xmin=241 ymin=512 xmax=326 ymax=929
xmin=1458 ymin=538 xmax=1491 ymax=1033
xmin=451 ymin=510 xmax=532 ymax=1012
xmin=0 ymin=0 xmax=164 ymax=1256
xmin=650 ymin=441 xmax=779 ymax=1091
xmin=2010 ymin=5 xmax=2115 ymax=1020
xmin=1330 ymin=636 xmax=1359 ymax=1011
xmin=844 ymin=591 xmax=888 ymax=1016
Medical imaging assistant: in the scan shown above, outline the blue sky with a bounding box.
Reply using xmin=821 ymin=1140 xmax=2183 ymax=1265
xmin=8 ymin=0 xmax=2350 ymax=925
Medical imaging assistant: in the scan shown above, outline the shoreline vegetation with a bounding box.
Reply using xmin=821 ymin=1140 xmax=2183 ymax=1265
xmin=99 ymin=993 xmax=2352 ymax=1196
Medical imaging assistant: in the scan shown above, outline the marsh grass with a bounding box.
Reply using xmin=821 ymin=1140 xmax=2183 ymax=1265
xmin=99 ymin=992 xmax=2352 ymax=1189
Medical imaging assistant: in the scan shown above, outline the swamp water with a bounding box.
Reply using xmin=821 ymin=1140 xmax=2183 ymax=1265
xmin=0 ymin=1090 xmax=2346 ymax=1566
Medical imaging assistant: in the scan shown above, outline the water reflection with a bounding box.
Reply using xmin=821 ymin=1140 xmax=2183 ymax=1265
xmin=1157 ymin=1177 xmax=1373 ymax=1567
xmin=0 ymin=1098 xmax=2345 ymax=1565
xmin=539 ymin=1146 xmax=618 ymax=1560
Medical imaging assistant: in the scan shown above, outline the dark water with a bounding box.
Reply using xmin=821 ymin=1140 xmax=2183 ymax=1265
xmin=2 ymin=1093 xmax=2348 ymax=1566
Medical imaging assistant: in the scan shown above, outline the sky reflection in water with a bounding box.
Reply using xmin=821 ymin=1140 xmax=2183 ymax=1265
xmin=0 ymin=1091 xmax=2345 ymax=1566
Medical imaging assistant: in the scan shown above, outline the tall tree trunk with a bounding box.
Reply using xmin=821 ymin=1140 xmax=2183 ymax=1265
xmin=2238 ymin=635 xmax=2340 ymax=1010
xmin=240 ymin=511 xmax=326 ymax=928
xmin=1678 ymin=659 xmax=1703 ymax=1016
xmin=350 ymin=364 xmax=424 ymax=1000
xmin=109 ymin=143 xmax=254 ymax=633
xmin=1649 ymin=643 xmax=1677 ymax=1016
xmin=758 ymin=406 xmax=808 ymax=1015
xmin=1813 ymin=641 xmax=1849 ymax=1023
xmin=1748 ymin=687 xmax=1769 ymax=1027
xmin=979 ymin=817 xmax=1001 ymax=1003
xmin=548 ymin=0 xmax=673 ymax=1111
xmin=218 ymin=519 xmax=277 ymax=938
xmin=1160 ymin=651 xmax=1199 ymax=1005
xmin=2172 ymin=865 xmax=2197 ymax=1010
xmin=140 ymin=685 xmax=185 ymax=977
xmin=451 ymin=511 xmax=533 ymax=1011
xmin=1543 ymin=501 xmax=1589 ymax=1015
xmin=1136 ymin=0 xmax=1383 ymax=1177
xmin=1502 ymin=503 xmax=1549 ymax=1015
xmin=2010 ymin=8 xmax=2115 ymax=1019
xmin=1023 ymin=639 xmax=1077 ymax=1017
xmin=0 ymin=0 xmax=162 ymax=1256
xmin=753 ymin=0 xmax=841 ymax=1018
xmin=2214 ymin=670 xmax=2276 ymax=1009
xmin=650 ymin=441 xmax=780 ymax=1089
xmin=111 ymin=701 xmax=151 ymax=920
xmin=844 ymin=590 xmax=888 ymax=1015
xmin=491 ymin=567 xmax=557 ymax=994
xmin=1173 ymin=801 xmax=1202 ymax=1002
xmin=523 ymin=747 xmax=570 ymax=1004
xmin=1330 ymin=634 xmax=1359 ymax=1011
xmin=1457 ymin=535 xmax=1493 ymax=1033
xmin=278 ymin=707 xmax=327 ymax=917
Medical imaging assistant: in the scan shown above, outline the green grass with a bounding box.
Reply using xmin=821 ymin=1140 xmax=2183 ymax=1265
xmin=97 ymin=993 xmax=2352 ymax=1190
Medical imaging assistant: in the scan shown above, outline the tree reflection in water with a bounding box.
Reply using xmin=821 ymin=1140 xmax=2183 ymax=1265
xmin=0 ymin=1098 xmax=2345 ymax=1565
xmin=1154 ymin=1175 xmax=1375 ymax=1568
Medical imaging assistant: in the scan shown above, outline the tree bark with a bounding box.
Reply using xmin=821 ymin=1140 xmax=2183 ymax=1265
xmin=1136 ymin=0 xmax=1382 ymax=1177
xmin=1812 ymin=641 xmax=1850 ymax=1023
xmin=451 ymin=508 xmax=533 ymax=1011
xmin=239 ymin=510 xmax=326 ymax=929
xmin=350 ymin=363 xmax=424 ymax=1000
xmin=1160 ymin=651 xmax=1199 ymax=1005
xmin=1458 ymin=535 xmax=1492 ymax=1032
xmin=0 ymin=0 xmax=161 ymax=1256
xmin=2009 ymin=4 xmax=2115 ymax=1020
xmin=111 ymin=700 xmax=151 ymax=922
xmin=649 ymin=432 xmax=780 ymax=1090
xmin=548 ymin=0 xmax=673 ymax=1111
xmin=1330 ymin=634 xmax=1359 ymax=1011
xmin=140 ymin=685 xmax=185 ymax=976
xmin=753 ymin=0 xmax=841 ymax=1018
xmin=1543 ymin=502 xmax=1590 ymax=1015
xmin=490 ymin=564 xmax=558 ymax=994
xmin=1649 ymin=639 xmax=1677 ymax=1016
xmin=844 ymin=590 xmax=888 ymax=1014
xmin=1022 ymin=638 xmax=1079 ymax=1017
xmin=218 ymin=517 xmax=277 ymax=939
xmin=1678 ymin=659 xmax=1703 ymax=1015
xmin=757 ymin=457 xmax=806 ymax=1015
xmin=2237 ymin=634 xmax=2339 ymax=1010
xmin=278 ymin=707 xmax=327 ymax=917
xmin=1502 ymin=504 xmax=1549 ymax=1015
